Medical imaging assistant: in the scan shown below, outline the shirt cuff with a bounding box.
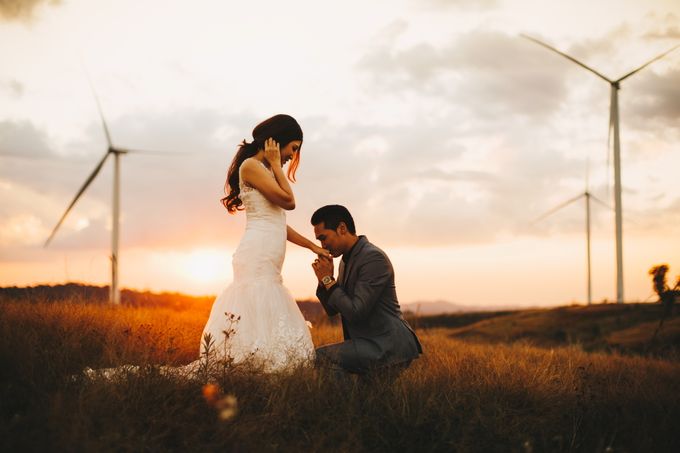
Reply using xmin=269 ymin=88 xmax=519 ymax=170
xmin=325 ymin=283 xmax=339 ymax=297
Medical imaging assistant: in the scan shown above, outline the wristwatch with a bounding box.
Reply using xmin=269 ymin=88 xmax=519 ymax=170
xmin=321 ymin=275 xmax=335 ymax=286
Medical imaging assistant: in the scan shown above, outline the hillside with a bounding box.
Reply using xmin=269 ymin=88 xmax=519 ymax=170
xmin=419 ymin=302 xmax=680 ymax=359
xmin=0 ymin=283 xmax=329 ymax=323
xmin=3 ymin=283 xmax=678 ymax=359
xmin=0 ymin=283 xmax=214 ymax=311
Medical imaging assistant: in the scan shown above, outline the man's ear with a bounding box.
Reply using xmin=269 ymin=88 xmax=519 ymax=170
xmin=337 ymin=222 xmax=347 ymax=235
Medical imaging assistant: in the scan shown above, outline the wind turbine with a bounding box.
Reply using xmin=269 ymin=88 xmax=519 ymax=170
xmin=531 ymin=168 xmax=612 ymax=306
xmin=521 ymin=34 xmax=680 ymax=304
xmin=43 ymin=78 xmax=184 ymax=305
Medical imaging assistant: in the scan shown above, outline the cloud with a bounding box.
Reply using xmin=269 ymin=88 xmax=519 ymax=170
xmin=1 ymin=79 xmax=23 ymax=99
xmin=358 ymin=30 xmax=573 ymax=120
xmin=625 ymin=68 xmax=680 ymax=128
xmin=0 ymin=213 xmax=48 ymax=247
xmin=0 ymin=120 xmax=54 ymax=157
xmin=562 ymin=17 xmax=680 ymax=78
xmin=0 ymin=98 xmax=676 ymax=262
xmin=415 ymin=0 xmax=499 ymax=12
xmin=624 ymin=196 xmax=680 ymax=234
xmin=566 ymin=26 xmax=627 ymax=64
xmin=0 ymin=177 xmax=67 ymax=249
xmin=0 ymin=109 xmax=266 ymax=257
xmin=289 ymin=112 xmax=595 ymax=247
xmin=0 ymin=0 xmax=61 ymax=21
xmin=644 ymin=26 xmax=680 ymax=40
xmin=643 ymin=12 xmax=680 ymax=40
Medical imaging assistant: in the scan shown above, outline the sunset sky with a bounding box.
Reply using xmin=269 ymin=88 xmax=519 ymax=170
xmin=1 ymin=0 xmax=679 ymax=308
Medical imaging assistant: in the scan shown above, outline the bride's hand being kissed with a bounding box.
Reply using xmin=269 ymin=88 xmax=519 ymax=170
xmin=311 ymin=245 xmax=332 ymax=260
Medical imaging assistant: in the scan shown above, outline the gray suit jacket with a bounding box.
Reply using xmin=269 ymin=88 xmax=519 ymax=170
xmin=316 ymin=236 xmax=422 ymax=372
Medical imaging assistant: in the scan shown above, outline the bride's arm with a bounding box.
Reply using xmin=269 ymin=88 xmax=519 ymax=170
xmin=287 ymin=225 xmax=331 ymax=258
xmin=240 ymin=158 xmax=296 ymax=210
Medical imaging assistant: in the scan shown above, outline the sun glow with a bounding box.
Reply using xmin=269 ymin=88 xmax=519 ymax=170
xmin=184 ymin=249 xmax=227 ymax=284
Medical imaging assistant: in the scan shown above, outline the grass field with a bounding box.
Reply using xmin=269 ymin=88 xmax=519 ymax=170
xmin=412 ymin=302 xmax=680 ymax=360
xmin=1 ymin=294 xmax=679 ymax=452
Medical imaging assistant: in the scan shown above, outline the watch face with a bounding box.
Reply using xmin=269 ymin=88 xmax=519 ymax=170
xmin=322 ymin=276 xmax=332 ymax=284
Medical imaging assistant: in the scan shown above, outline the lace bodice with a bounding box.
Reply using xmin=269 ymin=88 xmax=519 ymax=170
xmin=238 ymin=159 xmax=286 ymax=226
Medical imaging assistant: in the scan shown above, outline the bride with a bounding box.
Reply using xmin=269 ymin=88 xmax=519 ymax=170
xmin=83 ymin=114 xmax=323 ymax=380
xmin=200 ymin=114 xmax=328 ymax=372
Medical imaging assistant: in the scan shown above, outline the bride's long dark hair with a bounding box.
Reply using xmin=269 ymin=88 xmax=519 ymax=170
xmin=221 ymin=114 xmax=303 ymax=213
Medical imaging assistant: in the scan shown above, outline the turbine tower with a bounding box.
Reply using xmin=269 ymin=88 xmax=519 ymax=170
xmin=522 ymin=34 xmax=680 ymax=304
xmin=44 ymin=78 xmax=182 ymax=305
xmin=532 ymin=177 xmax=612 ymax=305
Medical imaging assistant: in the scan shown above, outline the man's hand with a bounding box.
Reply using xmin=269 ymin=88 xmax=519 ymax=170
xmin=312 ymin=255 xmax=334 ymax=283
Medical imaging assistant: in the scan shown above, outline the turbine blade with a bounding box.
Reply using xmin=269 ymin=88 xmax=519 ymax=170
xmin=616 ymin=43 xmax=680 ymax=83
xmin=588 ymin=191 xmax=640 ymax=226
xmin=520 ymin=34 xmax=612 ymax=83
xmin=590 ymin=193 xmax=613 ymax=211
xmin=530 ymin=193 xmax=585 ymax=225
xmin=44 ymin=152 xmax=111 ymax=247
xmin=82 ymin=67 xmax=114 ymax=149
xmin=590 ymin=192 xmax=637 ymax=227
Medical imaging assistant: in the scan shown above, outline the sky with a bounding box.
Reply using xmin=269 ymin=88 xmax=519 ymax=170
xmin=1 ymin=0 xmax=679 ymax=307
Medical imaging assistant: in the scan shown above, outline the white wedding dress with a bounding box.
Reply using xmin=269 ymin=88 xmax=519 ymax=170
xmin=83 ymin=159 xmax=314 ymax=381
xmin=199 ymin=159 xmax=315 ymax=372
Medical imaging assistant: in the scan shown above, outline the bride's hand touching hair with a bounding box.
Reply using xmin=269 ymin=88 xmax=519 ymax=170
xmin=264 ymin=138 xmax=281 ymax=167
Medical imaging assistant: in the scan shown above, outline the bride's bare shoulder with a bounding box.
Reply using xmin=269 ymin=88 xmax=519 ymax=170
xmin=240 ymin=158 xmax=269 ymax=184
xmin=240 ymin=157 xmax=265 ymax=172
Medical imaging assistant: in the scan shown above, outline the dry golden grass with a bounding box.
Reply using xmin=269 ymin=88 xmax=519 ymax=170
xmin=607 ymin=317 xmax=680 ymax=350
xmin=1 ymin=299 xmax=679 ymax=452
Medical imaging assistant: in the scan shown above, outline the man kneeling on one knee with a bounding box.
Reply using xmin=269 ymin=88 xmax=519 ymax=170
xmin=310 ymin=204 xmax=422 ymax=377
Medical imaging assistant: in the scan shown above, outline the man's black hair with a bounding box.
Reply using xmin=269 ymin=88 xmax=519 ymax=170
xmin=310 ymin=204 xmax=356 ymax=234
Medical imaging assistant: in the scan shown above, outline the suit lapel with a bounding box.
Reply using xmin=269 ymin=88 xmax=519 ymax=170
xmin=337 ymin=236 xmax=367 ymax=341
xmin=342 ymin=256 xmax=354 ymax=287
xmin=340 ymin=236 xmax=368 ymax=288
xmin=337 ymin=260 xmax=346 ymax=286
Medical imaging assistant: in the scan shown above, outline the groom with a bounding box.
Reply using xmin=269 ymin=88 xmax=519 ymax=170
xmin=311 ymin=204 xmax=422 ymax=377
